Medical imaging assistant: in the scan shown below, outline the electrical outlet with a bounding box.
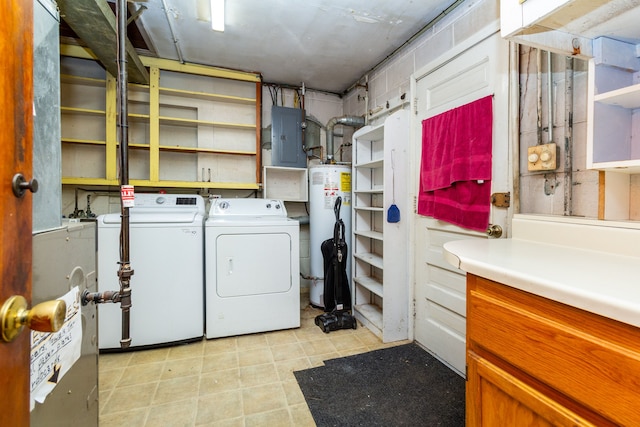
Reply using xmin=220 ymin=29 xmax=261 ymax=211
xmin=527 ymin=143 xmax=557 ymax=171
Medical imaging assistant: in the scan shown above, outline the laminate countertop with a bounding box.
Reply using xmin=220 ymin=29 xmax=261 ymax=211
xmin=443 ymin=237 xmax=640 ymax=328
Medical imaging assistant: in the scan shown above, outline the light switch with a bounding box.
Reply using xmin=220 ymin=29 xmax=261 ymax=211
xmin=527 ymin=143 xmax=557 ymax=171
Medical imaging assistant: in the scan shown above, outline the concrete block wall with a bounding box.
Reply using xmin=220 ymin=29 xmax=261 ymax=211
xmin=343 ymin=0 xmax=500 ymax=118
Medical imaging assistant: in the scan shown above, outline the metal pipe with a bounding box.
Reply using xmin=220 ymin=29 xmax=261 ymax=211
xmin=161 ymin=0 xmax=185 ymax=63
xmin=563 ymin=56 xmax=574 ymax=216
xmin=117 ymin=0 xmax=133 ymax=349
xmin=325 ymin=115 xmax=365 ymax=162
xmin=547 ymin=50 xmax=553 ymax=143
xmin=300 ymin=82 xmax=307 ymax=155
xmin=536 ymin=49 xmax=542 ymax=145
xmin=510 ymin=42 xmax=521 ymax=216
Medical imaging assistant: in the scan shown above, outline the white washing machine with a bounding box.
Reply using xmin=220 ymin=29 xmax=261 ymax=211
xmin=205 ymin=198 xmax=300 ymax=338
xmin=97 ymin=193 xmax=205 ymax=350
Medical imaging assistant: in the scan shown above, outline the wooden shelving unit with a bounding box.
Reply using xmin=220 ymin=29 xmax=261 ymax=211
xmin=60 ymin=47 xmax=262 ymax=189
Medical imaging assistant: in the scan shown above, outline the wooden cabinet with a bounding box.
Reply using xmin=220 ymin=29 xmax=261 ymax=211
xmin=60 ymin=46 xmax=261 ymax=190
xmin=466 ymin=273 xmax=640 ymax=426
xmin=351 ymin=109 xmax=409 ymax=342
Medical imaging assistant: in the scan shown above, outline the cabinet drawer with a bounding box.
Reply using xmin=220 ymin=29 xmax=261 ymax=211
xmin=467 ymin=275 xmax=640 ymax=426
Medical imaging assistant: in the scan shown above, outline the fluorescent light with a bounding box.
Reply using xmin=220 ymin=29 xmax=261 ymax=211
xmin=211 ymin=0 xmax=225 ymax=32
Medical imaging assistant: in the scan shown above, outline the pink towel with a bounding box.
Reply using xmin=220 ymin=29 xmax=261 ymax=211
xmin=417 ymin=95 xmax=493 ymax=232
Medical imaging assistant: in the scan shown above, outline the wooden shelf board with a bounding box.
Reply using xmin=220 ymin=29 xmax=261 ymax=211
xmin=129 ymin=83 xmax=149 ymax=91
xmin=61 ymin=138 xmax=106 ymax=146
xmin=62 ymin=177 xmax=260 ymax=190
xmin=158 ymin=145 xmax=256 ymax=156
xmin=595 ymin=83 xmax=640 ymax=109
xmin=354 ymin=188 xmax=383 ymax=194
xmin=61 ymin=74 xmax=106 ymax=86
xmin=354 ymin=123 xmax=385 ymax=141
xmin=159 ymin=116 xmax=256 ymax=130
xmin=62 ymin=177 xmax=119 ymax=186
xmin=354 ymin=252 xmax=384 ymax=269
xmin=128 ymin=113 xmax=150 ymax=121
xmin=354 ymin=304 xmax=383 ymax=331
xmin=354 ymin=276 xmax=383 ymax=297
xmin=589 ymin=160 xmax=640 ymax=174
xmin=354 ymin=206 xmax=384 ymax=212
xmin=160 ymin=87 xmax=255 ymax=104
xmin=354 ymin=229 xmax=383 ymax=241
xmin=355 ymin=159 xmax=384 ymax=169
xmin=61 ymin=106 xmax=105 ymax=115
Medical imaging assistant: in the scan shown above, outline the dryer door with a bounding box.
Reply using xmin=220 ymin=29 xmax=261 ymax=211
xmin=216 ymin=232 xmax=292 ymax=297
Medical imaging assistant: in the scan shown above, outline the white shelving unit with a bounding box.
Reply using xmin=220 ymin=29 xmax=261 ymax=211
xmin=351 ymin=109 xmax=409 ymax=343
xmin=586 ymin=37 xmax=640 ymax=220
xmin=262 ymin=166 xmax=308 ymax=202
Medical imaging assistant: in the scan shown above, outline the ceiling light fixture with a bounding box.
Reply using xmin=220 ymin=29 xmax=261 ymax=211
xmin=210 ymin=0 xmax=225 ymax=32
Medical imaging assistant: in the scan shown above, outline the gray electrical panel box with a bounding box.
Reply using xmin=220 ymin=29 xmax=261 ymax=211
xmin=271 ymin=106 xmax=306 ymax=168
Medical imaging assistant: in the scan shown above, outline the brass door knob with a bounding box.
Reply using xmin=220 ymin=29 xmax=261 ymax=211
xmin=0 ymin=295 xmax=66 ymax=342
xmin=486 ymin=224 xmax=503 ymax=238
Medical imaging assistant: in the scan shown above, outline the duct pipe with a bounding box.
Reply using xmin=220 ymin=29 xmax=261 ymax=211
xmin=325 ymin=115 xmax=365 ymax=162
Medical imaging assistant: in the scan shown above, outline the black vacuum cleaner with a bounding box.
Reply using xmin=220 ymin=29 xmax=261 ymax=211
xmin=315 ymin=197 xmax=357 ymax=332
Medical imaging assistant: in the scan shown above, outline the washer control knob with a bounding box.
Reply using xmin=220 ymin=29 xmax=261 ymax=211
xmin=219 ymin=201 xmax=229 ymax=210
xmin=266 ymin=203 xmax=271 ymax=209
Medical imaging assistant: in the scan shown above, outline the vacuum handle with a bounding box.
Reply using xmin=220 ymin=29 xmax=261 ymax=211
xmin=334 ymin=196 xmax=342 ymax=221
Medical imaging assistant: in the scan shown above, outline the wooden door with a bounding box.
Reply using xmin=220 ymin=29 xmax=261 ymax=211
xmin=0 ymin=0 xmax=34 ymax=425
xmin=411 ymin=28 xmax=512 ymax=375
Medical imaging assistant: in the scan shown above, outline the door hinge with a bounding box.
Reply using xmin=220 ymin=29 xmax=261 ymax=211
xmin=413 ymin=97 xmax=418 ymax=115
xmin=491 ymin=192 xmax=510 ymax=208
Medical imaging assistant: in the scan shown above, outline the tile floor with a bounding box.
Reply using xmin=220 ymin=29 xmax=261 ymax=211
xmin=98 ymin=297 xmax=407 ymax=426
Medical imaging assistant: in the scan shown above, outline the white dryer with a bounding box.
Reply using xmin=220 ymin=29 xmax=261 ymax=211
xmin=97 ymin=193 xmax=205 ymax=350
xmin=205 ymin=198 xmax=300 ymax=338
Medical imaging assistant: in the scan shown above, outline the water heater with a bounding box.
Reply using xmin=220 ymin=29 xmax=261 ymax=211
xmin=308 ymin=164 xmax=352 ymax=307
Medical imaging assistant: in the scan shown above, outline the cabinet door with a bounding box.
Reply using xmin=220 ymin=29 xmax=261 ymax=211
xmin=467 ymin=351 xmax=596 ymax=427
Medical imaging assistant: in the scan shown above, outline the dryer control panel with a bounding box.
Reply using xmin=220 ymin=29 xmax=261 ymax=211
xmin=209 ymin=198 xmax=287 ymax=217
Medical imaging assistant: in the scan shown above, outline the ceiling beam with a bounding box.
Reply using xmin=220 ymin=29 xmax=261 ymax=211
xmin=57 ymin=0 xmax=149 ymax=84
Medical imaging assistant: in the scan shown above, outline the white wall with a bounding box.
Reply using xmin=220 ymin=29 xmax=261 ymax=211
xmin=343 ymin=0 xmax=500 ymax=117
xmin=517 ymin=47 xmax=600 ymax=218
